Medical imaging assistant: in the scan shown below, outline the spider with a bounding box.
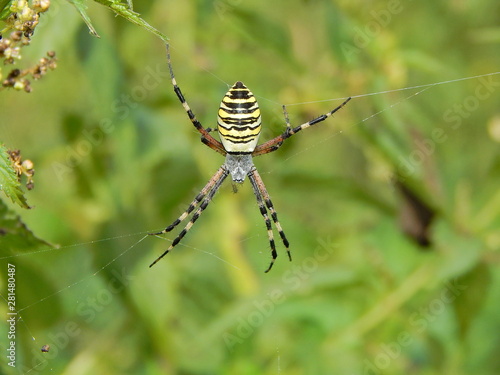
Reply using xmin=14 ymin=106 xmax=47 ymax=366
xmin=149 ymin=43 xmax=351 ymax=272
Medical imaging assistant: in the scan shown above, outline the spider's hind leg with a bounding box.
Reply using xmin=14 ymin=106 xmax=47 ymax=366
xmin=149 ymin=166 xmax=229 ymax=267
xmin=248 ymin=167 xmax=291 ymax=273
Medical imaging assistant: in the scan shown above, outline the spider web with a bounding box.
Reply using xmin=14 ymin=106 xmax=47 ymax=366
xmin=1 ymin=69 xmax=499 ymax=374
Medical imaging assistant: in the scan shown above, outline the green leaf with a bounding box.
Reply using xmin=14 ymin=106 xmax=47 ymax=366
xmin=0 ymin=198 xmax=52 ymax=254
xmin=67 ymin=0 xmax=100 ymax=37
xmin=0 ymin=144 xmax=30 ymax=209
xmin=0 ymin=0 xmax=13 ymax=21
xmin=94 ymin=0 xmax=168 ymax=41
xmin=68 ymin=0 xmax=168 ymax=42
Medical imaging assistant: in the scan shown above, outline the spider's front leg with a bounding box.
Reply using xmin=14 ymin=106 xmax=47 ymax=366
xmin=165 ymin=43 xmax=226 ymax=156
xmin=251 ymin=97 xmax=351 ymax=157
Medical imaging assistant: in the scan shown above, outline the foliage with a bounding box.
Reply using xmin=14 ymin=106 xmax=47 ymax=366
xmin=0 ymin=0 xmax=55 ymax=92
xmin=0 ymin=145 xmax=30 ymax=208
xmin=1 ymin=1 xmax=499 ymax=375
xmin=68 ymin=0 xmax=168 ymax=41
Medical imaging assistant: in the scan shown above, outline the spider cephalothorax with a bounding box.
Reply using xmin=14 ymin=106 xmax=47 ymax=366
xmin=149 ymin=44 xmax=350 ymax=272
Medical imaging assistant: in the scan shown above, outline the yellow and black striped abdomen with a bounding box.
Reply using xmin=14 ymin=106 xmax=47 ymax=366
xmin=218 ymin=81 xmax=261 ymax=153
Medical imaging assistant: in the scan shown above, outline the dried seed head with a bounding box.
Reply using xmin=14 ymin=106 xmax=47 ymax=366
xmin=33 ymin=0 xmax=50 ymax=13
xmin=11 ymin=31 xmax=23 ymax=41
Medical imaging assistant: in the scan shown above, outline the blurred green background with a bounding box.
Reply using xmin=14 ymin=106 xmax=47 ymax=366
xmin=1 ymin=0 xmax=500 ymax=374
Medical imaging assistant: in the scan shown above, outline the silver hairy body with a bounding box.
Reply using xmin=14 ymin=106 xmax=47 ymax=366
xmin=224 ymin=154 xmax=254 ymax=183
